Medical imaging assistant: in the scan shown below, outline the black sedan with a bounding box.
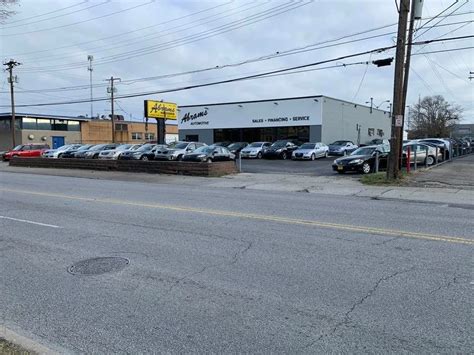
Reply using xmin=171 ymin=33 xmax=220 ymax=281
xmin=227 ymin=142 xmax=249 ymax=155
xmin=182 ymin=146 xmax=235 ymax=162
xmin=332 ymin=145 xmax=389 ymax=174
xmin=263 ymin=140 xmax=301 ymax=160
xmin=61 ymin=144 xmax=94 ymax=158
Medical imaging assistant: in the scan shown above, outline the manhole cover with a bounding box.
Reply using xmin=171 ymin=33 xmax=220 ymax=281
xmin=68 ymin=257 xmax=130 ymax=276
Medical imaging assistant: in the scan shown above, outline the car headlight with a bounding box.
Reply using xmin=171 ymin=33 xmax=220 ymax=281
xmin=349 ymin=159 xmax=364 ymax=164
xmin=333 ymin=159 xmax=339 ymax=164
xmin=276 ymin=148 xmax=283 ymax=153
xmin=197 ymin=154 xmax=206 ymax=158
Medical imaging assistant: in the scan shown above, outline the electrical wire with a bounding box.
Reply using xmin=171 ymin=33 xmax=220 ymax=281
xmin=1 ymin=0 xmax=155 ymax=37
xmin=3 ymin=35 xmax=471 ymax=108
xmin=0 ymin=1 xmax=109 ymax=29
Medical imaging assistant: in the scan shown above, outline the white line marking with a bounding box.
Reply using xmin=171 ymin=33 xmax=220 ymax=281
xmin=0 ymin=215 xmax=60 ymax=229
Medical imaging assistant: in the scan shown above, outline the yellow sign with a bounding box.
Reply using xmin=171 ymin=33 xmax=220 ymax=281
xmin=144 ymin=100 xmax=177 ymax=120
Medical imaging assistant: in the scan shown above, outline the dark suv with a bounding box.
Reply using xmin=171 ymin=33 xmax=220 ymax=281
xmin=263 ymin=140 xmax=301 ymax=160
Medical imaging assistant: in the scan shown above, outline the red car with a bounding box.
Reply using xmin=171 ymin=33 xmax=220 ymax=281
xmin=2 ymin=143 xmax=50 ymax=161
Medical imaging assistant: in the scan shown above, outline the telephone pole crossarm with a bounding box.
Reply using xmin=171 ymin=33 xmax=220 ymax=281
xmin=105 ymin=76 xmax=121 ymax=143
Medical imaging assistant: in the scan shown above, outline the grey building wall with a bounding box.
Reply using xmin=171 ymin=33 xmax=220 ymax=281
xmin=179 ymin=129 xmax=214 ymax=144
xmin=309 ymin=125 xmax=322 ymax=142
xmin=321 ymin=97 xmax=391 ymax=145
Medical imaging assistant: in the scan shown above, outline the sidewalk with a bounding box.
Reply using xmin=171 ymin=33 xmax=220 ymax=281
xmin=1 ymin=156 xmax=473 ymax=207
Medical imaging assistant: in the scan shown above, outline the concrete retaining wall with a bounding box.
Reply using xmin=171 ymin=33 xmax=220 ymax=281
xmin=9 ymin=158 xmax=237 ymax=177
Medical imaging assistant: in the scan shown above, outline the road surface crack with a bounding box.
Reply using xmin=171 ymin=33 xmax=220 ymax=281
xmin=301 ymin=266 xmax=415 ymax=350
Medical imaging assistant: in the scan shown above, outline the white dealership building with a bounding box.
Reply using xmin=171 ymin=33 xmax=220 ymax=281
xmin=178 ymin=95 xmax=391 ymax=145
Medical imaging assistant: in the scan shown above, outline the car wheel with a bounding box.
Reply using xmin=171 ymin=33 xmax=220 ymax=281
xmin=281 ymin=152 xmax=287 ymax=160
xmin=206 ymin=158 xmax=212 ymax=163
xmin=425 ymin=155 xmax=435 ymax=166
xmin=177 ymin=155 xmax=183 ymax=161
xmin=57 ymin=153 xmax=63 ymax=159
xmin=141 ymin=155 xmax=148 ymax=161
xmin=257 ymin=152 xmax=262 ymax=159
xmin=311 ymin=153 xmax=315 ymax=161
xmin=362 ymin=162 xmax=371 ymax=174
xmin=324 ymin=151 xmax=328 ymax=158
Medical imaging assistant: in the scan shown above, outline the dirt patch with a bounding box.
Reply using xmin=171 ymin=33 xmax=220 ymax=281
xmin=0 ymin=337 xmax=34 ymax=355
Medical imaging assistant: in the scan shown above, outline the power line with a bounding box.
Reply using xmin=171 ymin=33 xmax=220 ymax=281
xmin=17 ymin=1 xmax=312 ymax=71
xmin=0 ymin=1 xmax=89 ymax=25
xmin=4 ymin=35 xmax=471 ymax=109
xmin=1 ymin=0 xmax=155 ymax=37
xmin=0 ymin=1 xmax=109 ymax=29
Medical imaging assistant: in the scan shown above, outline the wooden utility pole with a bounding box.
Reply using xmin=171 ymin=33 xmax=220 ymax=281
xmin=106 ymin=76 xmax=121 ymax=143
xmin=3 ymin=59 xmax=21 ymax=148
xmin=387 ymin=0 xmax=410 ymax=179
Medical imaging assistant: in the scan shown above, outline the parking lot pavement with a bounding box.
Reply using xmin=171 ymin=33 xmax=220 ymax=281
xmin=406 ymin=153 xmax=474 ymax=190
xmin=240 ymin=157 xmax=335 ymax=176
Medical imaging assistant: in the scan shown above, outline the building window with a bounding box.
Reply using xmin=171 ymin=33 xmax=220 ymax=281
xmin=132 ymin=132 xmax=143 ymax=140
xmin=144 ymin=133 xmax=155 ymax=140
xmin=37 ymin=119 xmax=52 ymax=130
xmin=115 ymin=123 xmax=128 ymax=131
xmin=68 ymin=121 xmax=80 ymax=131
xmin=52 ymin=120 xmax=68 ymax=131
xmin=22 ymin=117 xmax=37 ymax=129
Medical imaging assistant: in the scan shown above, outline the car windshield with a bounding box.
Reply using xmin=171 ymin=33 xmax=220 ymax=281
xmin=249 ymin=142 xmax=263 ymax=147
xmin=271 ymin=141 xmax=287 ymax=148
xmin=331 ymin=141 xmax=348 ymax=145
xmin=90 ymin=144 xmax=106 ymax=151
xmin=299 ymin=143 xmax=315 ymax=149
xmin=135 ymin=144 xmax=153 ymax=152
xmin=228 ymin=143 xmax=245 ymax=149
xmin=57 ymin=145 xmax=71 ymax=151
xmin=12 ymin=145 xmax=23 ymax=151
xmin=116 ymin=145 xmax=132 ymax=151
xmin=193 ymin=146 xmax=213 ymax=154
xmin=173 ymin=143 xmax=189 ymax=149
xmin=351 ymin=147 xmax=376 ymax=155
xmin=77 ymin=145 xmax=92 ymax=151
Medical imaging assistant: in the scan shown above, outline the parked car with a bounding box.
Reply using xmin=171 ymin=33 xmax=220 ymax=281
xmin=119 ymin=144 xmax=157 ymax=160
xmin=292 ymin=142 xmax=328 ymax=160
xmin=42 ymin=144 xmax=83 ymax=158
xmin=263 ymin=140 xmax=301 ymax=160
xmin=226 ymin=142 xmax=249 ymax=155
xmin=2 ymin=143 xmax=50 ymax=161
xmin=327 ymin=140 xmax=358 ymax=156
xmin=332 ymin=144 xmax=389 ymax=174
xmin=359 ymin=138 xmax=390 ymax=147
xmin=82 ymin=144 xmax=119 ymax=159
xmin=402 ymin=142 xmax=441 ymax=166
xmin=417 ymin=138 xmax=451 ymax=159
xmin=154 ymin=141 xmax=206 ymax=161
xmin=213 ymin=141 xmax=232 ymax=147
xmin=240 ymin=142 xmax=272 ymax=159
xmin=182 ymin=145 xmax=235 ymax=162
xmin=98 ymin=144 xmax=137 ymax=160
xmin=61 ymin=144 xmax=93 ymax=158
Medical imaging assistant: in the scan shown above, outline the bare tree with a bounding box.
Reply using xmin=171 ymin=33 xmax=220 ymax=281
xmin=408 ymin=95 xmax=462 ymax=139
xmin=0 ymin=0 xmax=19 ymax=23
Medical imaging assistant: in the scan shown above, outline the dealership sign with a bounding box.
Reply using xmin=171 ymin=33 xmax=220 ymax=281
xmin=144 ymin=100 xmax=177 ymax=120
xmin=178 ymin=98 xmax=322 ymax=129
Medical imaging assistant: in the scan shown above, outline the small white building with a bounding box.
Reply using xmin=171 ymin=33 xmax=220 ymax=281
xmin=178 ymin=95 xmax=391 ymax=145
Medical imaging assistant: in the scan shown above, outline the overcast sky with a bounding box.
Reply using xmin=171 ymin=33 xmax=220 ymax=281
xmin=1 ymin=0 xmax=473 ymax=123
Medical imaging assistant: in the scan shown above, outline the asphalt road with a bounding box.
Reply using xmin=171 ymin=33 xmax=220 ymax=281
xmin=0 ymin=171 xmax=472 ymax=353
xmin=241 ymin=156 xmax=336 ymax=175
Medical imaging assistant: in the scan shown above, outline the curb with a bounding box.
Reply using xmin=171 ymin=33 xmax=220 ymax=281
xmin=0 ymin=325 xmax=59 ymax=355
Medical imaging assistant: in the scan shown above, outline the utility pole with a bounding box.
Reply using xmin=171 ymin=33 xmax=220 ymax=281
xmin=105 ymin=76 xmax=121 ymax=143
xmin=399 ymin=0 xmax=420 ymax=159
xmin=3 ymin=59 xmax=21 ymax=148
xmin=87 ymin=55 xmax=94 ymax=118
xmin=387 ymin=0 xmax=410 ymax=179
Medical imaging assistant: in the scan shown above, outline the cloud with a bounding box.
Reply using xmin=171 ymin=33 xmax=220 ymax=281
xmin=1 ymin=0 xmax=472 ymax=122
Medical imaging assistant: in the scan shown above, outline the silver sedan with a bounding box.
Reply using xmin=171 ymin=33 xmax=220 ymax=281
xmin=292 ymin=142 xmax=329 ymax=160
